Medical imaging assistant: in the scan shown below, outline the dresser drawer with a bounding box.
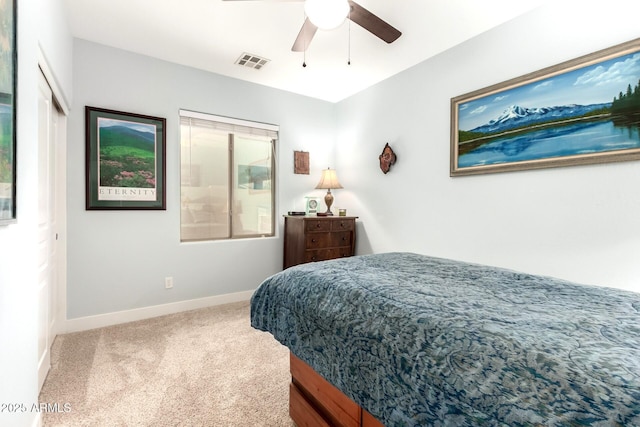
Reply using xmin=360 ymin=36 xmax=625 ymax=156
xmin=304 ymin=249 xmax=336 ymax=263
xmin=331 ymin=219 xmax=355 ymax=231
xmin=305 ymin=233 xmax=332 ymax=249
xmin=330 ymin=231 xmax=352 ymax=247
xmin=304 ymin=248 xmax=353 ymax=263
xmin=305 ymin=231 xmax=352 ymax=250
xmin=305 ymin=220 xmax=331 ymax=232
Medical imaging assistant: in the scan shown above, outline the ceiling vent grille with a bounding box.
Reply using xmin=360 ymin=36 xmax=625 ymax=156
xmin=235 ymin=53 xmax=270 ymax=70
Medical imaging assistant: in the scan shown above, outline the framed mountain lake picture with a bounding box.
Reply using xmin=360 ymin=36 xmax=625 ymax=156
xmin=451 ymin=38 xmax=640 ymax=176
xmin=0 ymin=0 xmax=16 ymax=224
xmin=85 ymin=107 xmax=166 ymax=209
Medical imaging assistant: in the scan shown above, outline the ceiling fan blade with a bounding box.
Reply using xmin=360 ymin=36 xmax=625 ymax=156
xmin=348 ymin=0 xmax=401 ymax=44
xmin=291 ymin=18 xmax=318 ymax=52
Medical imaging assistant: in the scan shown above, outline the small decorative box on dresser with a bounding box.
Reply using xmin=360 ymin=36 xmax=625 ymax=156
xmin=283 ymin=215 xmax=358 ymax=269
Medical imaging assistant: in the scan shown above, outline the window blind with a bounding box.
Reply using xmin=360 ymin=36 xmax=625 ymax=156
xmin=179 ymin=109 xmax=279 ymax=139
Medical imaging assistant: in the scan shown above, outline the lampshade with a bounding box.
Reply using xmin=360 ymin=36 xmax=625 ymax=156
xmin=315 ymin=168 xmax=343 ymax=190
xmin=304 ymin=0 xmax=350 ymax=30
xmin=315 ymin=168 xmax=343 ymax=215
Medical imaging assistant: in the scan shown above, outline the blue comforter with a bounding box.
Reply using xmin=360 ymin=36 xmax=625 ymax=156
xmin=250 ymin=252 xmax=640 ymax=426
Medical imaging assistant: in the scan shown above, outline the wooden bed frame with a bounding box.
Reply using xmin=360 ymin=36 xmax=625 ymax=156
xmin=289 ymin=352 xmax=385 ymax=427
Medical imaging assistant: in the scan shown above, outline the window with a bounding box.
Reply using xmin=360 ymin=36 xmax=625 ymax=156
xmin=180 ymin=110 xmax=277 ymax=242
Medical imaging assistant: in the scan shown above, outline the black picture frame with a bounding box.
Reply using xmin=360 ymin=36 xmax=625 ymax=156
xmin=0 ymin=0 xmax=17 ymax=224
xmin=85 ymin=107 xmax=166 ymax=210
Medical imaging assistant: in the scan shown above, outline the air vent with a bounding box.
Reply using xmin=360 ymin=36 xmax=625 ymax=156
xmin=235 ymin=53 xmax=270 ymax=70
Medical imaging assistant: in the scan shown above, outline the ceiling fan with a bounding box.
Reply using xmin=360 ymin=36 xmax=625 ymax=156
xmin=222 ymin=0 xmax=402 ymax=52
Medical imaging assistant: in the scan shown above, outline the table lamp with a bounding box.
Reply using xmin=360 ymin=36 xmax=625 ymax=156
xmin=315 ymin=167 xmax=343 ymax=215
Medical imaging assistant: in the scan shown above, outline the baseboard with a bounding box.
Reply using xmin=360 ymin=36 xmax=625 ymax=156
xmin=32 ymin=413 xmax=42 ymax=427
xmin=60 ymin=290 xmax=254 ymax=333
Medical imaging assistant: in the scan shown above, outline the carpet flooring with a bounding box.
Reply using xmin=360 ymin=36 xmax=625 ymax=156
xmin=39 ymin=301 xmax=294 ymax=426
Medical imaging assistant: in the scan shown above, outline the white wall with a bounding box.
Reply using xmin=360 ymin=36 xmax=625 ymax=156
xmin=36 ymin=0 xmax=74 ymax=107
xmin=67 ymin=40 xmax=337 ymax=320
xmin=0 ymin=0 xmax=72 ymax=426
xmin=336 ymin=1 xmax=640 ymax=293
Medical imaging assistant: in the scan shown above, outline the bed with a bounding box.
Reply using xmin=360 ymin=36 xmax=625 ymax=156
xmin=250 ymin=252 xmax=640 ymax=426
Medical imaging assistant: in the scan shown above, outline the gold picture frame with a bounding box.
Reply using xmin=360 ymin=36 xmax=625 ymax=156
xmin=451 ymin=38 xmax=640 ymax=176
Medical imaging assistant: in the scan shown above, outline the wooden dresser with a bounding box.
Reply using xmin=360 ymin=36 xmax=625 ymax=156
xmin=283 ymin=215 xmax=358 ymax=269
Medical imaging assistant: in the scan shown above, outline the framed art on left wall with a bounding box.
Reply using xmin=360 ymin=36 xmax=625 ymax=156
xmin=85 ymin=107 xmax=166 ymax=210
xmin=0 ymin=0 xmax=17 ymax=224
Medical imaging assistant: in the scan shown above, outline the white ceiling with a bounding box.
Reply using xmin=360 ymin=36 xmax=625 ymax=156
xmin=62 ymin=0 xmax=547 ymax=103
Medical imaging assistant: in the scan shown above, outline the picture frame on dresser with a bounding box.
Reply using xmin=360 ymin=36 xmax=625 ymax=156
xmin=85 ymin=107 xmax=166 ymax=210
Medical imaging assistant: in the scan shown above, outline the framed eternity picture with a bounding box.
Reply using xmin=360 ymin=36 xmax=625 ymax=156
xmin=451 ymin=38 xmax=640 ymax=176
xmin=85 ymin=107 xmax=166 ymax=210
xmin=0 ymin=0 xmax=16 ymax=224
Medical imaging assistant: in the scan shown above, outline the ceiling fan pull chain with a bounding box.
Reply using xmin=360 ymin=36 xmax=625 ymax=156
xmin=347 ymin=6 xmax=351 ymax=65
xmin=303 ymin=9 xmax=308 ymax=67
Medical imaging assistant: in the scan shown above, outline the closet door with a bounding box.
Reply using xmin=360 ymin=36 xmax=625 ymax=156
xmin=37 ymin=70 xmax=57 ymax=391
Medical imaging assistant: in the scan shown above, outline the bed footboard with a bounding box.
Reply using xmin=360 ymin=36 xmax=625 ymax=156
xmin=289 ymin=352 xmax=384 ymax=427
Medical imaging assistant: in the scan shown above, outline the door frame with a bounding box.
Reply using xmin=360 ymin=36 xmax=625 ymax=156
xmin=37 ymin=53 xmax=68 ymax=377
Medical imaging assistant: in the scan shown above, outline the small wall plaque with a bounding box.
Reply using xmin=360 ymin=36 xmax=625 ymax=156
xmin=294 ymin=151 xmax=309 ymax=174
xmin=379 ymin=143 xmax=397 ymax=174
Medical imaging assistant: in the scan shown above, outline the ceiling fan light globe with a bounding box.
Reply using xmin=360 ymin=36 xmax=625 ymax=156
xmin=304 ymin=0 xmax=349 ymax=30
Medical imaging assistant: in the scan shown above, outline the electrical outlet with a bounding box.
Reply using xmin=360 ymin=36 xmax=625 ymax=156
xmin=165 ymin=277 xmax=174 ymax=289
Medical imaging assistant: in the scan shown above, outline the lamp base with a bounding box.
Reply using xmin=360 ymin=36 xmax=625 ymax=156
xmin=323 ymin=190 xmax=334 ymax=215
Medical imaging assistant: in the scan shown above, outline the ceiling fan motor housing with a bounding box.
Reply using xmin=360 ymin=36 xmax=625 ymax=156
xmin=304 ymin=0 xmax=350 ymax=30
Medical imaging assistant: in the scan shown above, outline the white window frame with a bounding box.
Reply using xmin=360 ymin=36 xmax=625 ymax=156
xmin=179 ymin=109 xmax=278 ymax=242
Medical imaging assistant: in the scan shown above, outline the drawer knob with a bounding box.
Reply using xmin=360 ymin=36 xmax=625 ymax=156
xmin=311 ymin=239 xmax=317 ymax=243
